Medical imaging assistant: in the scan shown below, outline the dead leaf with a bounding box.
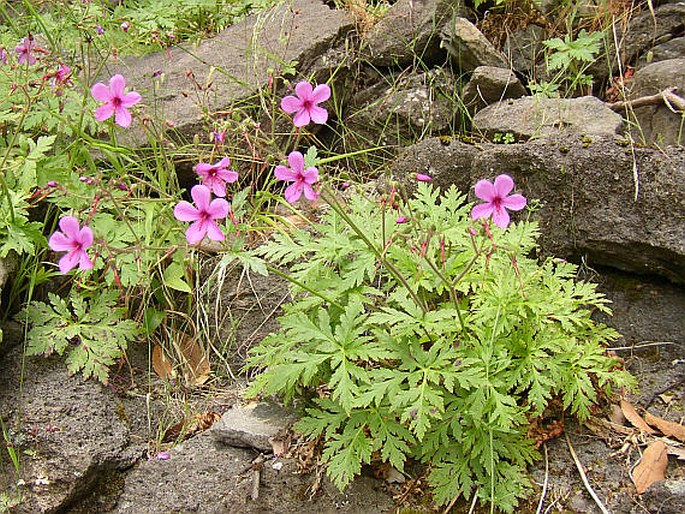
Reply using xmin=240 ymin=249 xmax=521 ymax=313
xmin=152 ymin=344 xmax=173 ymax=379
xmin=644 ymin=412 xmax=685 ymax=442
xmin=658 ymin=393 xmax=673 ymax=405
xmin=608 ymin=404 xmax=626 ymax=425
xmin=621 ymin=399 xmax=657 ymax=434
xmin=632 ymin=441 xmax=668 ymax=494
xmin=175 ymin=332 xmax=210 ymax=387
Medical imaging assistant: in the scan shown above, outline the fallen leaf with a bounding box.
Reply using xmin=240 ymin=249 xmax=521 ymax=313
xmin=152 ymin=344 xmax=173 ymax=379
xmin=632 ymin=440 xmax=668 ymax=494
xmin=608 ymin=404 xmax=626 ymax=425
xmin=644 ymin=412 xmax=685 ymax=442
xmin=175 ymin=332 xmax=210 ymax=387
xmin=621 ymin=399 xmax=657 ymax=434
xmin=658 ymin=393 xmax=673 ymax=405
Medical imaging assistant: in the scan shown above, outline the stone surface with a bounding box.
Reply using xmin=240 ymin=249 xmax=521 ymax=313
xmin=472 ymin=96 xmax=625 ymax=140
xmin=0 ymin=343 xmax=147 ymax=513
xmin=362 ymin=0 xmax=458 ymax=67
xmin=503 ymin=23 xmax=546 ymax=79
xmin=638 ymin=478 xmax=685 ymax=514
xmin=462 ymin=66 xmax=527 ymax=114
xmin=440 ymin=17 xmax=508 ymax=72
xmin=390 ymin=136 xmax=685 ymax=283
xmin=112 ymin=432 xmax=395 ymax=514
xmin=629 ymin=58 xmax=685 ymax=146
xmin=636 ymin=36 xmax=685 ymax=68
xmin=211 ymin=401 xmax=295 ymax=451
xmin=104 ymin=0 xmax=353 ymax=146
xmin=344 ymin=68 xmax=457 ymax=148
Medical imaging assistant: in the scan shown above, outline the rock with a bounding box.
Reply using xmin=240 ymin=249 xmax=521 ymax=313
xmin=503 ymin=23 xmax=547 ymax=79
xmin=105 ymin=0 xmax=353 ymax=147
xmin=472 ymin=96 xmax=625 ymax=140
xmin=629 ymin=58 xmax=685 ymax=146
xmin=0 ymin=344 xmax=146 ymax=513
xmin=440 ymin=17 xmax=508 ymax=72
xmin=0 ymin=253 xmax=17 ymax=347
xmin=636 ymin=36 xmax=685 ymax=68
xmin=638 ymin=478 xmax=685 ymax=514
xmin=344 ymin=68 xmax=457 ymax=149
xmin=362 ymin=0 xmax=459 ymax=67
xmin=462 ymin=66 xmax=527 ymax=114
xmin=390 ymin=136 xmax=685 ymax=283
xmin=113 ymin=432 xmax=394 ymax=514
xmin=211 ymin=401 xmax=295 ymax=452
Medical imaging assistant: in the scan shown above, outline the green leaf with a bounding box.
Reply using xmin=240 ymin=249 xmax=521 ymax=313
xmin=163 ymin=262 xmax=192 ymax=293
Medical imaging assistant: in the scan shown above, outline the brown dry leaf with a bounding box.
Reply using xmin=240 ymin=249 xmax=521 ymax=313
xmin=152 ymin=344 xmax=173 ymax=379
xmin=621 ymin=399 xmax=657 ymax=434
xmin=175 ymin=332 xmax=210 ymax=386
xmin=194 ymin=411 xmax=221 ymax=431
xmin=608 ymin=404 xmax=626 ymax=425
xmin=632 ymin=440 xmax=668 ymax=494
xmin=644 ymin=412 xmax=685 ymax=442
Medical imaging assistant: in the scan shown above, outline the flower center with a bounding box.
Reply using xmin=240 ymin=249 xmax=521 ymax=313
xmin=303 ymin=99 xmax=313 ymax=111
xmin=112 ymin=96 xmax=122 ymax=108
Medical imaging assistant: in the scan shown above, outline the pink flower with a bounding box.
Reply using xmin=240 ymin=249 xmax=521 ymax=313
xmin=281 ymin=81 xmax=331 ymax=127
xmin=48 ymin=216 xmax=94 ymax=273
xmin=194 ymin=157 xmax=238 ymax=197
xmin=15 ymin=37 xmax=37 ymax=66
xmin=274 ymin=151 xmax=319 ymax=204
xmin=0 ymin=48 xmax=7 ymax=65
xmin=471 ymin=174 xmax=527 ymax=229
xmin=96 ymin=25 xmax=105 ymax=36
xmin=51 ymin=65 xmax=73 ymax=94
xmin=395 ymin=216 xmax=407 ymax=224
xmin=91 ymin=74 xmax=142 ymax=128
xmin=416 ymin=173 xmax=432 ymax=182
xmin=174 ymin=185 xmax=229 ymax=244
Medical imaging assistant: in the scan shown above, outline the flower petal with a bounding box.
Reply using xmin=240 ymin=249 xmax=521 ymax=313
xmin=308 ymin=105 xmax=328 ymax=125
xmin=195 ymin=162 xmax=212 ymax=177
xmin=284 ymin=182 xmax=302 ymax=204
xmin=493 ymin=174 xmax=514 ymax=197
xmin=58 ymin=216 xmax=81 ymax=237
xmin=95 ymin=103 xmax=115 ymax=122
xmin=48 ymin=232 xmax=73 ymax=252
xmin=218 ymin=169 xmax=238 ymax=184
xmin=311 ymin=84 xmax=331 ymax=103
xmin=205 ymin=220 xmax=226 ymax=241
xmin=294 ymin=81 xmax=313 ymax=99
xmin=303 ymin=183 xmax=319 ymax=201
xmin=78 ymin=250 xmax=94 ymax=270
xmin=502 ymin=193 xmax=527 ymax=211
xmin=471 ymin=203 xmax=494 ymax=220
xmin=190 ymin=185 xmax=211 ymax=211
xmin=109 ymin=74 xmax=126 ymax=97
xmin=287 ymin=151 xmax=305 ymax=173
xmin=114 ymin=107 xmax=132 ymax=128
xmin=302 ymin=166 xmax=319 ymax=185
xmin=216 ymin=157 xmax=231 ymax=169
xmin=474 ymin=179 xmax=495 ymax=201
xmin=492 ymin=206 xmax=511 ymax=229
xmin=121 ymin=91 xmax=141 ymax=108
xmin=292 ymin=108 xmax=310 ymax=127
xmin=77 ymin=226 xmax=94 ymax=248
xmin=91 ymin=82 xmax=111 ymax=101
xmin=207 ymin=198 xmax=229 ymax=219
xmin=210 ymin=179 xmax=227 ymax=197
xmin=280 ymin=95 xmax=302 ymax=114
xmin=174 ymin=201 xmax=200 ymax=222
xmin=274 ymin=165 xmax=297 ymax=181
xmin=185 ymin=220 xmax=206 ymax=244
xmin=58 ymin=251 xmax=80 ymax=274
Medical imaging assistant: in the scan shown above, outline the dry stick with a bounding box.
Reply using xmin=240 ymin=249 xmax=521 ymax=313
xmin=608 ymin=340 xmax=677 ymax=351
xmin=536 ymin=444 xmax=549 ymax=514
xmin=565 ymin=432 xmax=611 ymax=514
xmin=607 ymin=87 xmax=685 ymax=113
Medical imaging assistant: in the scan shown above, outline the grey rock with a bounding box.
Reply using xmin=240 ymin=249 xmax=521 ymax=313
xmin=503 ymin=24 xmax=547 ymax=79
xmin=211 ymin=401 xmax=296 ymax=451
xmin=344 ymin=68 xmax=457 ymax=149
xmin=638 ymin=478 xmax=685 ymax=514
xmin=441 ymin=17 xmax=509 ymax=72
xmin=390 ymin=136 xmax=685 ymax=283
xmin=636 ymin=36 xmax=685 ymax=68
xmin=0 ymin=345 xmax=146 ymax=513
xmin=363 ymin=0 xmax=459 ymax=67
xmin=462 ymin=66 xmax=527 ymax=114
xmin=105 ymin=0 xmax=353 ymax=147
xmin=472 ymin=96 xmax=625 ymax=140
xmin=629 ymin=58 xmax=685 ymax=146
xmin=113 ymin=432 xmax=394 ymax=514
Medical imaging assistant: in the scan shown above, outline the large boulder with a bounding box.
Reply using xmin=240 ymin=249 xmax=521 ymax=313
xmin=441 ymin=17 xmax=509 ymax=72
xmin=390 ymin=136 xmax=685 ymax=283
xmin=104 ymin=0 xmax=353 ymax=146
xmin=472 ymin=96 xmax=625 ymax=140
xmin=462 ymin=66 xmax=527 ymax=114
xmin=629 ymin=58 xmax=685 ymax=146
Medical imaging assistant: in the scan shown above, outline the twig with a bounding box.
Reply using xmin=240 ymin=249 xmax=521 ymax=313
xmin=536 ymin=444 xmax=549 ymax=514
xmin=608 ymin=341 xmax=678 ymax=351
xmin=565 ymin=432 xmax=611 ymax=514
xmin=251 ymin=469 xmax=260 ymax=500
xmin=644 ymin=375 xmax=685 ymax=409
xmin=607 ymin=87 xmax=685 ymax=113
